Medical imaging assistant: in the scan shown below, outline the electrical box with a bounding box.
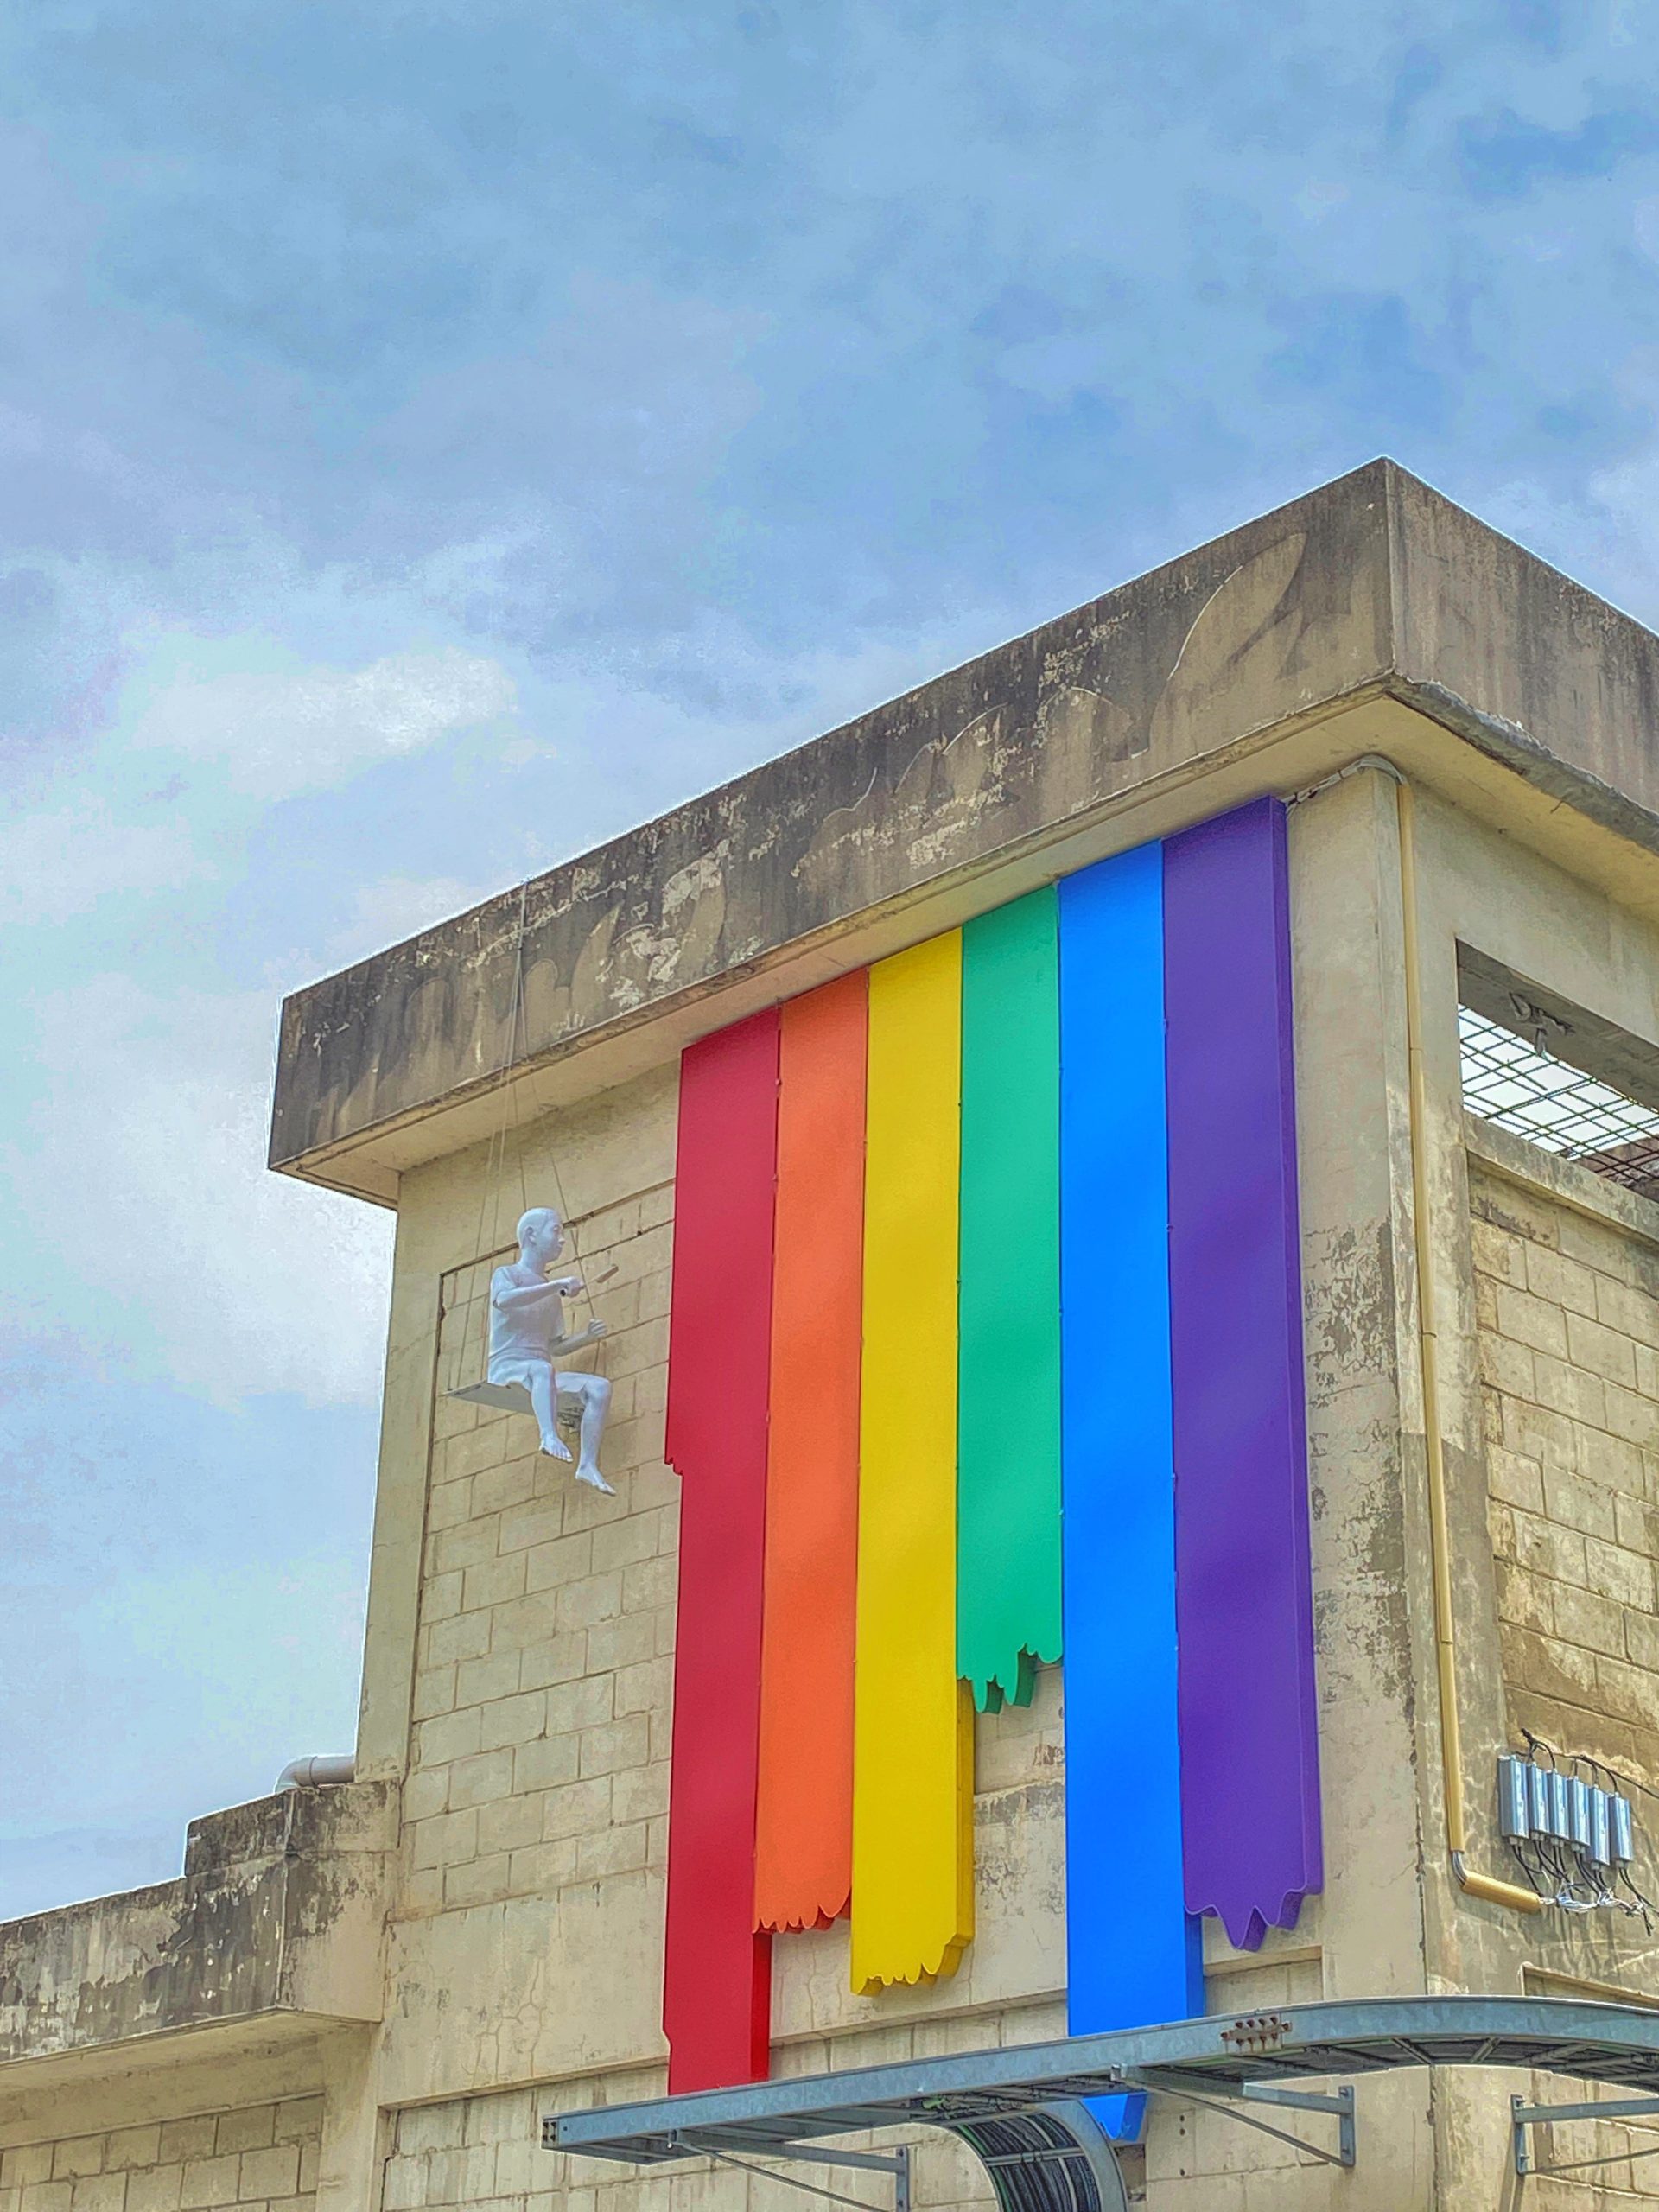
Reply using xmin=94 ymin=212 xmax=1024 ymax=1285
xmin=1499 ymin=1755 xmax=1531 ymax=1839
xmin=1590 ymin=1787 xmax=1611 ymax=1868
xmin=1613 ymin=1796 xmax=1636 ymax=1864
xmin=1528 ymin=1762 xmax=1552 ymax=1836
xmin=1547 ymin=1770 xmax=1573 ymax=1841
xmin=1570 ymin=1777 xmax=1593 ymax=1851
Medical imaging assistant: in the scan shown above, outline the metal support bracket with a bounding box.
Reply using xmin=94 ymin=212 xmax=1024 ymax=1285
xmin=1511 ymin=2093 xmax=1659 ymax=2178
xmin=1128 ymin=2073 xmax=1356 ymax=2170
xmin=669 ymin=2134 xmax=911 ymax=2212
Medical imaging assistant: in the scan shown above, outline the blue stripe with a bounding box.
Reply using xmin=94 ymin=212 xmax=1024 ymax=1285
xmin=1058 ymin=843 xmax=1202 ymax=2142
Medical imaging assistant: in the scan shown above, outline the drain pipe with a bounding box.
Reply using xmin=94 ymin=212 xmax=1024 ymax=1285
xmin=276 ymin=1754 xmax=356 ymax=1790
xmin=1295 ymin=756 xmax=1541 ymax=1916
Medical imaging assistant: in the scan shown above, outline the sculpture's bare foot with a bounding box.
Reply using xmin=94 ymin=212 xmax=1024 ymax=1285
xmin=539 ymin=1433 xmax=573 ymax=1463
xmin=575 ymin=1463 xmax=615 ymax=1496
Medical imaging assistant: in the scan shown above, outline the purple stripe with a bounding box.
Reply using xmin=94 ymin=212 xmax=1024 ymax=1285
xmin=1165 ymin=797 xmax=1321 ymax=1949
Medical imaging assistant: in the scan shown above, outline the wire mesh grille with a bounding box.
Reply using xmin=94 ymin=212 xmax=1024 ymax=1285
xmin=1459 ymin=1005 xmax=1659 ymax=1203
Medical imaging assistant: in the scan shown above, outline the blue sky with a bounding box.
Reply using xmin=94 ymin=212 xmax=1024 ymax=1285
xmin=4 ymin=0 xmax=1659 ymax=1919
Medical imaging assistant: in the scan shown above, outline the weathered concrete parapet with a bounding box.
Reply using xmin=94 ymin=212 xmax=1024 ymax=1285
xmin=269 ymin=457 xmax=1395 ymax=1198
xmin=0 ymin=1783 xmax=393 ymax=2069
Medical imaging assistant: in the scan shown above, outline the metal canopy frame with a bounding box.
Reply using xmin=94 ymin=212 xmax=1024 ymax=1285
xmin=547 ymin=1995 xmax=1659 ymax=2207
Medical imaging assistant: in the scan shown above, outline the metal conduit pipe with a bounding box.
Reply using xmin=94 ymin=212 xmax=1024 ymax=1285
xmin=276 ymin=1754 xmax=356 ymax=1790
xmin=1294 ymin=754 xmax=1541 ymax=1916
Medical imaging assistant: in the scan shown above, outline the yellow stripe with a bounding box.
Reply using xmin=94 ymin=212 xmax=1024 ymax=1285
xmin=851 ymin=930 xmax=975 ymax=1993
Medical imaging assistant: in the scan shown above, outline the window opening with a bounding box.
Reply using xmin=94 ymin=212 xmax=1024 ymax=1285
xmin=1457 ymin=947 xmax=1659 ymax=1205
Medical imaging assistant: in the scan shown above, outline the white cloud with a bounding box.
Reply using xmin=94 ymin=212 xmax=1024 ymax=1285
xmin=22 ymin=975 xmax=394 ymax=1408
xmin=125 ymin=645 xmax=521 ymax=799
xmin=0 ymin=802 xmax=200 ymax=924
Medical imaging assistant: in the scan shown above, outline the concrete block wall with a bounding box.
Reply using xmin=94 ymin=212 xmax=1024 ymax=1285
xmin=1473 ymin=1158 xmax=1659 ymax=1787
xmin=0 ymin=2103 xmax=321 ymax=2212
xmin=404 ymin=1180 xmax=677 ymax=1920
xmin=355 ymin=772 xmax=1441 ymax=2210
xmin=1457 ymin=1145 xmax=1659 ymax=2204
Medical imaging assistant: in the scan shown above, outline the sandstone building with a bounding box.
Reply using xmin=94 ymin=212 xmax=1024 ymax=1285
xmin=11 ymin=460 xmax=1659 ymax=2203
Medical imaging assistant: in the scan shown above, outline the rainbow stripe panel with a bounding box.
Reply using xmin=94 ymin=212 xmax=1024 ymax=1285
xmin=663 ymin=796 xmax=1321 ymax=2102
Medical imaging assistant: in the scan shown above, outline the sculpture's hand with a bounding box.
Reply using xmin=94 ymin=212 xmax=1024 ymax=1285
xmin=583 ymin=1319 xmax=608 ymax=1342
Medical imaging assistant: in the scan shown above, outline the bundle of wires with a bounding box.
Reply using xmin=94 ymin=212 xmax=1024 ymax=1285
xmin=1508 ymin=1732 xmax=1656 ymax=1925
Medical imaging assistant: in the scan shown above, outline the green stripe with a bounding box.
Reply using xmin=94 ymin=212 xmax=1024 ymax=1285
xmin=957 ymin=884 xmax=1064 ymax=1711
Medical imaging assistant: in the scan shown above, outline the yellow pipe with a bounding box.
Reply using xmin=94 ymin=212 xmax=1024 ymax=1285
xmin=1391 ymin=772 xmax=1541 ymax=1916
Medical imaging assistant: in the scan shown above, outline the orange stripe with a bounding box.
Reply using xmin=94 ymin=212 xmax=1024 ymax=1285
xmin=754 ymin=970 xmax=867 ymax=1932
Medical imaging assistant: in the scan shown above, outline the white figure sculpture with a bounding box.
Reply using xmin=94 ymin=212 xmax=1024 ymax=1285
xmin=488 ymin=1208 xmax=613 ymax=1493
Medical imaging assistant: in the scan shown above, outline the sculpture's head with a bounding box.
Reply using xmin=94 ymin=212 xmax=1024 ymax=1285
xmin=516 ymin=1206 xmax=565 ymax=1271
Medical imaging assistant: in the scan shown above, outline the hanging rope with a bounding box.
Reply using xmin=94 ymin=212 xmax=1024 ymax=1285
xmin=446 ymin=875 xmax=612 ymax=1406
xmin=467 ymin=879 xmax=531 ymax=1268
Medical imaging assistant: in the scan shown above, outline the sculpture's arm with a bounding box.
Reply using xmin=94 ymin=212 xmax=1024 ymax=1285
xmin=550 ymin=1320 xmax=608 ymax=1356
xmin=493 ymin=1277 xmax=578 ymax=1313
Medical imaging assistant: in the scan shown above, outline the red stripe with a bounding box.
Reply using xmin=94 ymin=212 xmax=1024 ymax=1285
xmin=664 ymin=1008 xmax=779 ymax=2092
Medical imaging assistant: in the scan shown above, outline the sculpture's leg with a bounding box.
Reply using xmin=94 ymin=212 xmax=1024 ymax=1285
xmin=529 ymin=1367 xmax=572 ymax=1460
xmin=560 ymin=1372 xmax=614 ymax=1492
